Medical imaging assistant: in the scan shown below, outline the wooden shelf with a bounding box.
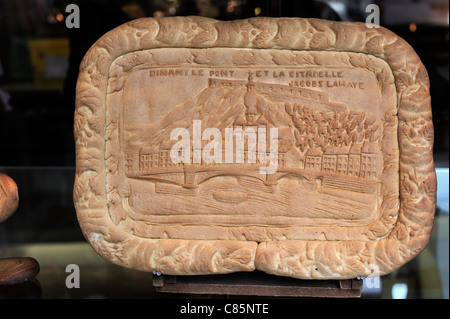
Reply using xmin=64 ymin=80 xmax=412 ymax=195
xmin=153 ymin=271 xmax=363 ymax=298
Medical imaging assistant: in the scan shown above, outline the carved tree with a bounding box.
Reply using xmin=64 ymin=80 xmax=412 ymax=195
xmin=285 ymin=103 xmax=379 ymax=153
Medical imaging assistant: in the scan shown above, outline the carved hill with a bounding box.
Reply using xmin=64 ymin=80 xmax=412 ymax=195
xmin=127 ymin=85 xmax=293 ymax=147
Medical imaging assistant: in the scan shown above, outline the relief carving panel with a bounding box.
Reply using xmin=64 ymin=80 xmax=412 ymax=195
xmin=74 ymin=17 xmax=436 ymax=279
xmin=105 ymin=48 xmax=397 ymax=243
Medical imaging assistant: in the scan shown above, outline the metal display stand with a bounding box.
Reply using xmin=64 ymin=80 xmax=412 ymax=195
xmin=153 ymin=271 xmax=363 ymax=298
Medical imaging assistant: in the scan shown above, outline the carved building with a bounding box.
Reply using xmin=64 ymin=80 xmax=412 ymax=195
xmin=360 ymin=142 xmax=379 ymax=180
xmin=337 ymin=146 xmax=350 ymax=175
xmin=322 ymin=146 xmax=340 ymax=173
xmin=305 ymin=148 xmax=323 ymax=171
xmin=209 ymin=76 xmax=347 ymax=113
xmin=303 ymin=142 xmax=378 ymax=180
xmin=348 ymin=144 xmax=363 ymax=177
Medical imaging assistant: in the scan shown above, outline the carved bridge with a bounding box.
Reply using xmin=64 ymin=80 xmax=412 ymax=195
xmin=128 ymin=164 xmax=276 ymax=189
xmin=126 ymin=165 xmax=377 ymax=194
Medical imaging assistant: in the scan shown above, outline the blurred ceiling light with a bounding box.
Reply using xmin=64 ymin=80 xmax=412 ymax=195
xmin=197 ymin=0 xmax=219 ymax=18
xmin=56 ymin=13 xmax=64 ymax=22
xmin=169 ymin=7 xmax=176 ymax=15
xmin=254 ymin=7 xmax=262 ymax=16
xmin=327 ymin=1 xmax=346 ymax=17
xmin=227 ymin=1 xmax=239 ymax=13
xmin=122 ymin=4 xmax=146 ymax=19
xmin=409 ymin=23 xmax=417 ymax=33
xmin=392 ymin=283 xmax=408 ymax=299
xmin=154 ymin=11 xmax=164 ymax=17
xmin=47 ymin=14 xmax=56 ymax=24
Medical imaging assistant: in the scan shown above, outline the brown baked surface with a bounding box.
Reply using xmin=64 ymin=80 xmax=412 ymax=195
xmin=0 ymin=258 xmax=40 ymax=286
xmin=74 ymin=17 xmax=436 ymax=279
xmin=0 ymin=173 xmax=19 ymax=224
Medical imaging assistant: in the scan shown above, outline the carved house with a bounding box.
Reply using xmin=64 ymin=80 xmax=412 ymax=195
xmin=360 ymin=141 xmax=379 ymax=180
xmin=305 ymin=148 xmax=323 ymax=171
xmin=348 ymin=144 xmax=363 ymax=177
xmin=322 ymin=146 xmax=340 ymax=173
xmin=159 ymin=141 xmax=172 ymax=167
xmin=139 ymin=145 xmax=159 ymax=170
xmin=125 ymin=153 xmax=134 ymax=173
xmin=337 ymin=146 xmax=350 ymax=175
xmin=276 ymin=127 xmax=296 ymax=168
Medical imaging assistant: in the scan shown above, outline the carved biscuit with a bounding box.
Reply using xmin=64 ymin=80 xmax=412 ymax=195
xmin=0 ymin=173 xmax=19 ymax=224
xmin=74 ymin=17 xmax=436 ymax=279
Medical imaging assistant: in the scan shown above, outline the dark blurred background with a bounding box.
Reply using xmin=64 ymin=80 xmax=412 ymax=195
xmin=0 ymin=0 xmax=448 ymax=299
xmin=0 ymin=0 xmax=448 ymax=166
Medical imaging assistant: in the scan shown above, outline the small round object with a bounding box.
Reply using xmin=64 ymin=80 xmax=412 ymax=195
xmin=0 ymin=173 xmax=19 ymax=223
